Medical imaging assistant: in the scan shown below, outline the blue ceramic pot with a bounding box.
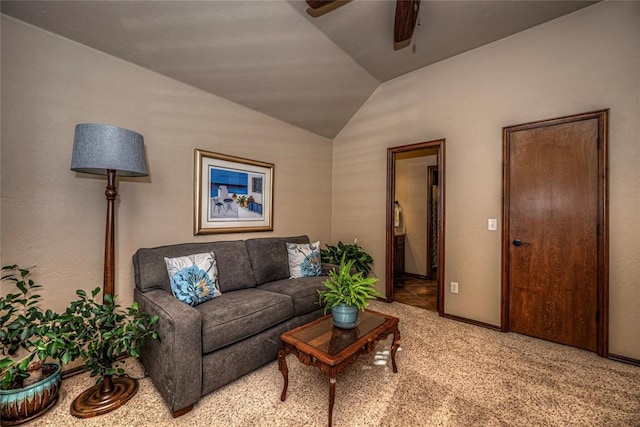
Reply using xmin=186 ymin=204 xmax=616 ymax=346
xmin=0 ymin=362 xmax=61 ymax=426
xmin=331 ymin=304 xmax=359 ymax=329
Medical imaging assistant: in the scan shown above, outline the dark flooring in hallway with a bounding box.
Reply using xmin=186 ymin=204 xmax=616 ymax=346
xmin=393 ymin=274 xmax=438 ymax=311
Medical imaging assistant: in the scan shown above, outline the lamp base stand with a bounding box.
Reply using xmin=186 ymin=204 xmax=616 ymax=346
xmin=70 ymin=376 xmax=138 ymax=418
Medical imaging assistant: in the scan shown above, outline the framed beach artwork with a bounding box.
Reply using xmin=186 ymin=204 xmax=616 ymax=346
xmin=194 ymin=149 xmax=274 ymax=235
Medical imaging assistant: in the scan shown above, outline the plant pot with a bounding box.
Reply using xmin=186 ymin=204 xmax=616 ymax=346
xmin=0 ymin=363 xmax=61 ymax=426
xmin=331 ymin=304 xmax=359 ymax=329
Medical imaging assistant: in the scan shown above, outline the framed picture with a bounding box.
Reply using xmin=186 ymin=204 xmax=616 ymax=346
xmin=194 ymin=149 xmax=274 ymax=235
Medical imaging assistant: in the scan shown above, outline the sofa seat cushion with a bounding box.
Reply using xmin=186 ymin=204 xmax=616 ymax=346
xmin=258 ymin=276 xmax=326 ymax=316
xmin=196 ymin=288 xmax=293 ymax=354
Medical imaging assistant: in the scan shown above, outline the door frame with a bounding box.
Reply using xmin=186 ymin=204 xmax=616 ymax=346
xmin=386 ymin=139 xmax=446 ymax=316
xmin=501 ymin=109 xmax=609 ymax=356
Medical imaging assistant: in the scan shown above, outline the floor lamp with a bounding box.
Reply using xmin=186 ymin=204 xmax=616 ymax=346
xmin=69 ymin=123 xmax=148 ymax=418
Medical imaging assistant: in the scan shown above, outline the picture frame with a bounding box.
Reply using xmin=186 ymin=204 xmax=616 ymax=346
xmin=194 ymin=149 xmax=274 ymax=235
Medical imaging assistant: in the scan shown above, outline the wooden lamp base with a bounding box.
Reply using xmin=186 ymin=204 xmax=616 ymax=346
xmin=70 ymin=375 xmax=138 ymax=418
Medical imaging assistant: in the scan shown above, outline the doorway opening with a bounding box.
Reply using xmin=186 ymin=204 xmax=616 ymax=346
xmin=386 ymin=139 xmax=445 ymax=315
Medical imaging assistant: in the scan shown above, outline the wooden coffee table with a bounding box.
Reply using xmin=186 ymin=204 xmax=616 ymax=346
xmin=278 ymin=309 xmax=400 ymax=427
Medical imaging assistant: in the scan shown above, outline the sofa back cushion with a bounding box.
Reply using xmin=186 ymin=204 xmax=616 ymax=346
xmin=133 ymin=240 xmax=256 ymax=293
xmin=245 ymin=235 xmax=309 ymax=285
xmin=210 ymin=241 xmax=257 ymax=293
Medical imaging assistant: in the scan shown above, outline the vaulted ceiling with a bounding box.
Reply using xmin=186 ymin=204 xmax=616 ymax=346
xmin=1 ymin=1 xmax=597 ymax=138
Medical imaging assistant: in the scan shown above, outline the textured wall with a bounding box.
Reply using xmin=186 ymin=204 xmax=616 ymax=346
xmin=332 ymin=2 xmax=640 ymax=358
xmin=395 ymin=155 xmax=437 ymax=275
xmin=0 ymin=16 xmax=332 ymax=311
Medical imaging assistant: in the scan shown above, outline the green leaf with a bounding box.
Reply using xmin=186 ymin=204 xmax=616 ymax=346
xmin=0 ymin=358 xmax=14 ymax=369
xmin=2 ymin=371 xmax=12 ymax=389
xmin=18 ymin=357 xmax=30 ymax=371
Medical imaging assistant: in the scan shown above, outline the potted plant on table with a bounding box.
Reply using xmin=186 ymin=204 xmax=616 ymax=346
xmin=0 ymin=265 xmax=81 ymax=426
xmin=320 ymin=239 xmax=374 ymax=276
xmin=318 ymin=258 xmax=383 ymax=329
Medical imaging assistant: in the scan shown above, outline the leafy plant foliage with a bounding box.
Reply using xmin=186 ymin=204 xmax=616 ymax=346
xmin=318 ymin=259 xmax=383 ymax=314
xmin=320 ymin=240 xmax=374 ymax=276
xmin=0 ymin=265 xmax=158 ymax=390
xmin=63 ymin=287 xmax=159 ymax=383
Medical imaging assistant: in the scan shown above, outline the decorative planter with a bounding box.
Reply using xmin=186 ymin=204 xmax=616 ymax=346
xmin=0 ymin=363 xmax=61 ymax=426
xmin=331 ymin=304 xmax=359 ymax=329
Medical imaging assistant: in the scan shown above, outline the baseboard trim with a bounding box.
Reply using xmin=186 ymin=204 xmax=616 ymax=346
xmin=442 ymin=313 xmax=501 ymax=331
xmin=608 ymin=353 xmax=640 ymax=366
xmin=62 ymin=364 xmax=85 ymax=379
xmin=434 ymin=318 xmax=639 ymax=364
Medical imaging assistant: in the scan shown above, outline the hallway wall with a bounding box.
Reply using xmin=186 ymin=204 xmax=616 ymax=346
xmin=395 ymin=154 xmax=437 ymax=276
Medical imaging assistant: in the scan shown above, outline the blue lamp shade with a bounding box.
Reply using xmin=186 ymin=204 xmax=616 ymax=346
xmin=71 ymin=123 xmax=148 ymax=177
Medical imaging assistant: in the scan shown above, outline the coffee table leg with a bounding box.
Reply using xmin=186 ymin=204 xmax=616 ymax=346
xmin=391 ymin=327 xmax=401 ymax=373
xmin=328 ymin=376 xmax=336 ymax=427
xmin=278 ymin=347 xmax=289 ymax=401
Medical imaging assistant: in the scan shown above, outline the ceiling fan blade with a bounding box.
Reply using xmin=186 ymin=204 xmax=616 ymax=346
xmin=394 ymin=0 xmax=421 ymax=50
xmin=306 ymin=0 xmax=352 ymax=18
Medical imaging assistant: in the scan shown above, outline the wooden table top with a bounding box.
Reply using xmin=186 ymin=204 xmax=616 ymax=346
xmin=280 ymin=309 xmax=399 ymax=366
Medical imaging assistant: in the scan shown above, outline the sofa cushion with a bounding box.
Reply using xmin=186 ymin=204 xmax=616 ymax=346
xmin=133 ymin=240 xmax=256 ymax=293
xmin=245 ymin=235 xmax=309 ymax=285
xmin=258 ymin=276 xmax=327 ymax=316
xmin=196 ymin=289 xmax=293 ymax=354
xmin=164 ymin=252 xmax=222 ymax=306
xmin=210 ymin=241 xmax=256 ymax=293
xmin=287 ymin=241 xmax=322 ymax=278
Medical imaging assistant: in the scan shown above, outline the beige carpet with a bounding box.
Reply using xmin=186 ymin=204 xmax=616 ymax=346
xmin=30 ymin=301 xmax=640 ymax=426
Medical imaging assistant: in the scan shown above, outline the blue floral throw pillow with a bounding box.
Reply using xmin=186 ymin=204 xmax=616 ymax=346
xmin=287 ymin=241 xmax=322 ymax=278
xmin=164 ymin=252 xmax=222 ymax=307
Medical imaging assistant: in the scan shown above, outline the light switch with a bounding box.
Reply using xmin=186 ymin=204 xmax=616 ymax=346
xmin=488 ymin=219 xmax=498 ymax=231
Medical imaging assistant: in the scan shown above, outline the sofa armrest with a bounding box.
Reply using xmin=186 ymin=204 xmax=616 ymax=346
xmin=134 ymin=288 xmax=202 ymax=415
xmin=321 ymin=263 xmax=357 ymax=276
xmin=321 ymin=263 xmax=338 ymax=276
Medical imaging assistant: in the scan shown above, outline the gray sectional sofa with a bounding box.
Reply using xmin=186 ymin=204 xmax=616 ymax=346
xmin=132 ymin=235 xmax=327 ymax=416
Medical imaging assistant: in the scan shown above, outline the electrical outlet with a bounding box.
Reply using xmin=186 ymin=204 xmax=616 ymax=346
xmin=450 ymin=282 xmax=459 ymax=294
xmin=488 ymin=219 xmax=498 ymax=231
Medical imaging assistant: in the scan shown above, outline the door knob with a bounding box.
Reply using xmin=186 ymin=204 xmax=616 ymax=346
xmin=512 ymin=239 xmax=530 ymax=247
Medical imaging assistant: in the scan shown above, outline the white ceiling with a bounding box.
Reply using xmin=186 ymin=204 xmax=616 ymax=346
xmin=1 ymin=0 xmax=597 ymax=138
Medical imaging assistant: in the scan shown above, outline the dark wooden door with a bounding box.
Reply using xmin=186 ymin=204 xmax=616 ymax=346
xmin=503 ymin=111 xmax=608 ymax=353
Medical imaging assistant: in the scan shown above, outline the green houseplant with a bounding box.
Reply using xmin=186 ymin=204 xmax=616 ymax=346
xmin=65 ymin=287 xmax=159 ymax=383
xmin=0 ymin=265 xmax=81 ymax=425
xmin=318 ymin=259 xmax=383 ymax=329
xmin=0 ymin=264 xmax=159 ymax=423
xmin=65 ymin=286 xmax=159 ymax=418
xmin=320 ymin=240 xmax=374 ymax=276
